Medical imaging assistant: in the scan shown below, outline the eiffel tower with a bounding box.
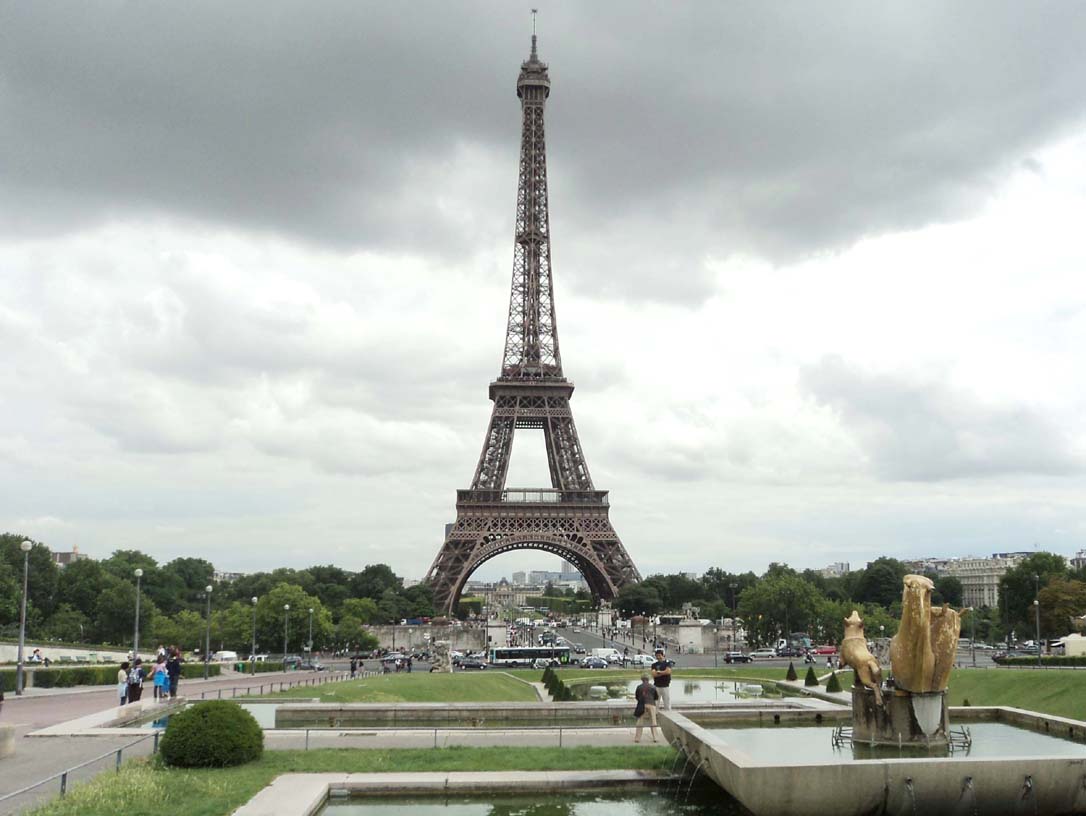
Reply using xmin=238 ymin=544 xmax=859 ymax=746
xmin=425 ymin=33 xmax=641 ymax=616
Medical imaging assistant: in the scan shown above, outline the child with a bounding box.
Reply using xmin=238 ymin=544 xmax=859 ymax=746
xmin=153 ymin=655 xmax=168 ymax=701
xmin=117 ymin=661 xmax=130 ymax=706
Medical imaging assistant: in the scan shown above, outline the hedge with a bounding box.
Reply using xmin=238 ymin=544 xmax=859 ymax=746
xmin=0 ymin=662 xmax=220 ymax=691
xmin=995 ymin=655 xmax=1086 ymax=667
xmin=236 ymin=661 xmax=285 ymax=674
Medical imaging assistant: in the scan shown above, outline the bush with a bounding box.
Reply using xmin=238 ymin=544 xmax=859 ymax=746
xmin=995 ymin=655 xmax=1086 ymax=667
xmin=825 ymin=672 xmax=843 ymax=693
xmin=237 ymin=661 xmax=282 ymax=674
xmin=0 ymin=662 xmax=221 ymax=690
xmin=804 ymin=666 xmax=819 ymax=687
xmin=160 ymin=701 xmax=263 ymax=768
xmin=785 ymin=661 xmax=798 ymax=682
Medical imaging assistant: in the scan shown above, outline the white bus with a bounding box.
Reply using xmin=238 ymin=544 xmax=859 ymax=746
xmin=488 ymin=646 xmax=572 ymax=667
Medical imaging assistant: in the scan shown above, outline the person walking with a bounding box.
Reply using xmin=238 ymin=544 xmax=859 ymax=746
xmin=127 ymin=658 xmax=145 ymax=703
xmin=152 ymin=655 xmax=168 ymax=701
xmin=651 ymin=648 xmax=672 ymax=710
xmin=633 ymin=673 xmax=660 ymax=743
xmin=349 ymin=657 xmax=358 ymax=679
xmin=117 ymin=661 xmax=130 ymax=706
xmin=166 ymin=647 xmax=183 ymax=699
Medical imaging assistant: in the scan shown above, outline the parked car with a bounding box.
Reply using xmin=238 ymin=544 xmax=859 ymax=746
xmin=606 ymin=653 xmax=624 ymax=664
xmin=725 ymin=651 xmax=752 ymax=664
xmin=775 ymin=647 xmax=799 ymax=658
xmin=532 ymin=658 xmax=561 ymax=669
xmin=581 ymin=656 xmax=608 ymax=669
xmin=630 ymin=654 xmax=654 ymax=667
xmin=812 ymin=645 xmax=838 ymax=655
xmin=573 ymin=643 xmax=586 ymax=654
xmin=298 ymin=660 xmax=326 ymax=671
xmin=749 ymin=648 xmax=777 ymax=659
xmin=458 ymin=658 xmax=487 ymax=670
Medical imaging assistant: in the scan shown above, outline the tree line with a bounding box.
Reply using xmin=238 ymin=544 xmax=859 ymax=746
xmin=615 ymin=553 xmax=1086 ymax=649
xmin=0 ymin=534 xmax=433 ymax=656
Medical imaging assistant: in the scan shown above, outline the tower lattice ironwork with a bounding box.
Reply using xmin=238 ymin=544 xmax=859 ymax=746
xmin=425 ymin=34 xmax=641 ymax=616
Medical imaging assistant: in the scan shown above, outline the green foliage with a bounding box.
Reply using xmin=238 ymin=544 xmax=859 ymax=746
xmin=737 ymin=573 xmax=822 ymax=648
xmin=852 ymin=557 xmax=908 ymax=608
xmin=999 ymin=552 xmax=1070 ymax=633
xmin=0 ymin=535 xmax=59 ymax=628
xmin=615 ymin=582 xmax=664 ymax=617
xmin=825 ymin=671 xmax=842 ymax=693
xmin=1038 ymin=579 xmax=1086 ymax=637
xmin=995 ymin=655 xmax=1086 ymax=667
xmin=804 ymin=666 xmax=819 ymax=686
xmin=933 ymin=576 xmax=964 ymax=607
xmin=785 ymin=661 xmax=798 ymax=682
xmin=160 ymin=701 xmax=263 ymax=768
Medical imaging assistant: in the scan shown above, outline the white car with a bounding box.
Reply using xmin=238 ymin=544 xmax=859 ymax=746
xmin=630 ymin=654 xmax=654 ymax=667
xmin=749 ymin=648 xmax=778 ymax=659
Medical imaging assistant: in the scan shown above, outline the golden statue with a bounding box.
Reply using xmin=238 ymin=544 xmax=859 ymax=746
xmin=890 ymin=574 xmax=961 ymax=693
xmin=839 ymin=610 xmax=883 ymax=704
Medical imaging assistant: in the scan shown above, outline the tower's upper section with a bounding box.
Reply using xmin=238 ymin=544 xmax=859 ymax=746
xmin=500 ymin=35 xmax=564 ymax=382
xmin=517 ymin=35 xmax=551 ymax=101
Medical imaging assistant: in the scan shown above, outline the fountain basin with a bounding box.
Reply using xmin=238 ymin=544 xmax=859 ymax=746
xmin=660 ymin=706 xmax=1086 ymax=816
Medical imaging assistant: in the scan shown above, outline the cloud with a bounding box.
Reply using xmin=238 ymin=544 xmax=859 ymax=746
xmin=3 ymin=3 xmax=1086 ymax=302
xmin=800 ymin=356 xmax=1082 ymax=481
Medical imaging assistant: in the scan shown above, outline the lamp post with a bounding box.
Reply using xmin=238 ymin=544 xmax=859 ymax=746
xmin=203 ymin=585 xmax=213 ymax=679
xmin=16 ymin=539 xmax=32 ymax=696
xmin=969 ymin=608 xmax=976 ymax=668
xmin=133 ymin=568 xmax=144 ymax=662
xmin=308 ymin=608 xmax=314 ymax=658
xmin=283 ymin=604 xmax=290 ymax=671
xmin=250 ymin=597 xmax=258 ymax=675
xmin=729 ymin=582 xmax=738 ymax=619
xmin=1034 ymin=599 xmax=1041 ymax=669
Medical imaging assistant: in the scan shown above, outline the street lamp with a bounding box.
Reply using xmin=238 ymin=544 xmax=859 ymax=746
xmin=308 ymin=608 xmax=314 ymax=657
xmin=1034 ymin=599 xmax=1041 ymax=669
xmin=203 ymin=585 xmax=213 ymax=679
xmin=16 ymin=539 xmax=32 ymax=696
xmin=283 ymin=604 xmax=290 ymax=671
xmin=969 ymin=608 xmax=976 ymax=668
xmin=250 ymin=597 xmax=258 ymax=675
xmin=133 ymin=568 xmax=144 ymax=661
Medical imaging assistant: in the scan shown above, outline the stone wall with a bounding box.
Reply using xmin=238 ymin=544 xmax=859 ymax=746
xmin=364 ymin=625 xmax=486 ymax=652
xmin=0 ymin=642 xmax=130 ymax=664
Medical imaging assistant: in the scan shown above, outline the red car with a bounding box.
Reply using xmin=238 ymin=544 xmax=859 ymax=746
xmin=812 ymin=645 xmax=838 ymax=655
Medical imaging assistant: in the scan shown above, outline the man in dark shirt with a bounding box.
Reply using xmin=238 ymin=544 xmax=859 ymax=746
xmin=633 ymin=673 xmax=659 ymax=743
xmin=651 ymin=648 xmax=672 ymax=710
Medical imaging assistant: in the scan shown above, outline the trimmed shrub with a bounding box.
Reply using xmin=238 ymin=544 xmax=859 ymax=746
xmin=6 ymin=662 xmax=220 ymax=690
xmin=995 ymin=655 xmax=1086 ymax=667
xmin=825 ymin=672 xmax=843 ymax=693
xmin=237 ymin=661 xmax=283 ymax=674
xmin=160 ymin=701 xmax=263 ymax=768
xmin=804 ymin=666 xmax=819 ymax=687
xmin=785 ymin=661 xmax=798 ymax=682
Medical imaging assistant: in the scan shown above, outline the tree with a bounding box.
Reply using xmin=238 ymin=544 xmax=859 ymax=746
xmin=933 ymin=576 xmax=963 ymax=608
xmin=340 ymin=597 xmax=378 ymax=624
xmin=55 ymin=558 xmax=109 ymax=621
xmin=93 ymin=575 xmax=159 ymax=645
xmin=1038 ymin=579 xmax=1086 ymax=637
xmin=1 ymin=535 xmax=59 ymax=625
xmin=736 ymin=574 xmax=821 ymax=648
xmin=853 ymin=558 xmax=907 ymax=608
xmin=152 ymin=609 xmax=207 ymax=652
xmin=40 ymin=603 xmax=90 ymax=642
xmin=615 ymin=583 xmax=663 ymax=617
xmin=350 ymin=564 xmax=401 ymax=600
xmin=999 ymin=552 xmax=1069 ymax=633
xmin=253 ymin=583 xmax=332 ymax=653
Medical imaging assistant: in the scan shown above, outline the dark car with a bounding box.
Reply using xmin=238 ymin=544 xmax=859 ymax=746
xmin=458 ymin=658 xmax=487 ymax=670
xmin=298 ymin=660 xmax=326 ymax=671
xmin=725 ymin=651 xmax=752 ymax=664
xmin=581 ymin=656 xmax=608 ymax=669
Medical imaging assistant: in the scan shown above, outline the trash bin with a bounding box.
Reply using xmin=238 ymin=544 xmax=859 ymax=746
xmin=235 ymin=662 xmax=244 ymax=673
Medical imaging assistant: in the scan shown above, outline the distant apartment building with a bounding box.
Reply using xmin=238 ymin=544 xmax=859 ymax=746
xmin=819 ymin=562 xmax=850 ymax=579
xmin=906 ymin=552 xmax=1032 ymax=609
xmin=511 ymin=571 xmax=527 ymax=585
xmin=213 ymin=570 xmax=244 ymax=583
xmin=50 ymin=544 xmax=90 ymax=568
xmin=1071 ymin=550 xmax=1086 ymax=571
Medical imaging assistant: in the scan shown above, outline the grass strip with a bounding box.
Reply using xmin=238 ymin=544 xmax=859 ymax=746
xmin=27 ymin=746 xmax=675 ymax=816
xmin=947 ymin=669 xmax=1086 ymax=721
xmin=266 ymin=671 xmax=540 ymax=703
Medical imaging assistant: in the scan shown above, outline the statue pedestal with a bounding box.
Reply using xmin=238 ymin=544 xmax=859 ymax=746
xmin=851 ymin=685 xmax=948 ymax=747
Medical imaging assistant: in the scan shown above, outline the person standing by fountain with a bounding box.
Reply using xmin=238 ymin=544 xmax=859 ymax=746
xmin=651 ymin=648 xmax=672 ymax=710
xmin=633 ymin=673 xmax=659 ymax=743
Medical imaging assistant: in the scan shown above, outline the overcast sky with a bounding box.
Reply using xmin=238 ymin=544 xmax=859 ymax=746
xmin=3 ymin=2 xmax=1085 ymax=582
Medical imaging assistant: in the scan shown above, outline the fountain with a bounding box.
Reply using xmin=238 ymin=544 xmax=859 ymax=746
xmin=845 ymin=575 xmax=960 ymax=749
xmin=657 ymin=574 xmax=1086 ymax=816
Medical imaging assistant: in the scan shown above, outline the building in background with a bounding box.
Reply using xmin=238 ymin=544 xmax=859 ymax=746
xmin=819 ymin=562 xmax=850 ymax=579
xmin=906 ymin=552 xmax=1033 ymax=608
xmin=50 ymin=544 xmax=90 ymax=568
xmin=511 ymin=571 xmax=527 ymax=585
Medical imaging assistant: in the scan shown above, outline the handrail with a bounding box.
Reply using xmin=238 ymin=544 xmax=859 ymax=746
xmin=0 ymin=732 xmax=158 ymax=804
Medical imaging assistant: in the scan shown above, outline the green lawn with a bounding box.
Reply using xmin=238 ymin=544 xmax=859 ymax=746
xmin=268 ymin=671 xmax=539 ymax=703
xmin=510 ymin=666 xmax=789 ymax=685
xmin=948 ymin=669 xmax=1086 ymax=721
xmin=28 ymin=746 xmax=675 ymax=816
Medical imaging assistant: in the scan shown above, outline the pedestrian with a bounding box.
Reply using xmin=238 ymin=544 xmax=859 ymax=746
xmin=117 ymin=661 xmax=130 ymax=706
xmin=166 ymin=646 xmax=183 ymax=699
xmin=152 ymin=655 xmax=168 ymax=701
xmin=127 ymin=658 xmax=145 ymax=703
xmin=826 ymin=654 xmax=833 ymax=670
xmin=349 ymin=657 xmax=358 ymax=679
xmin=633 ymin=673 xmax=660 ymax=743
xmin=651 ymin=648 xmax=672 ymax=710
